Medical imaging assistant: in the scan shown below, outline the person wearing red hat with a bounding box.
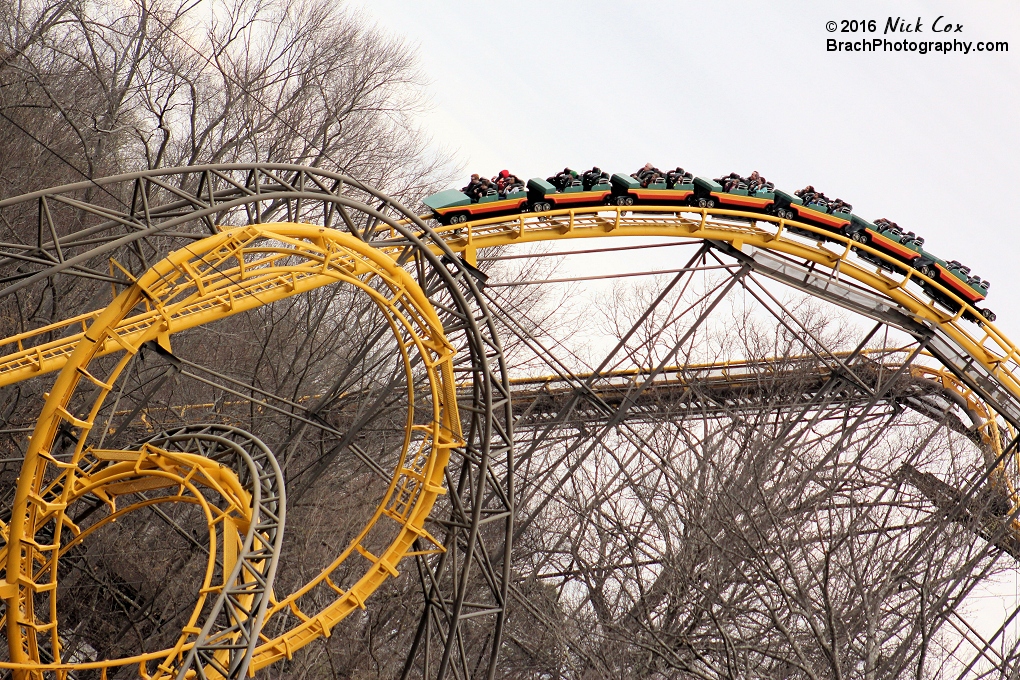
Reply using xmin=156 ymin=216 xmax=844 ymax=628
xmin=492 ymin=169 xmax=523 ymax=196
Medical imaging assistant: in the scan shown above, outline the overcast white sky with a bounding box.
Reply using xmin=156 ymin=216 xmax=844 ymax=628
xmin=357 ymin=0 xmax=1020 ymax=335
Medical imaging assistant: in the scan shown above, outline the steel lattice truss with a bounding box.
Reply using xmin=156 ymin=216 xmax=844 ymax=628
xmin=0 ymin=164 xmax=1019 ymax=678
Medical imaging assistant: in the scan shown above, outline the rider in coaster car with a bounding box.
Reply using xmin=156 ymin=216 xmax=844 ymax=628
xmin=747 ymin=171 xmax=770 ymax=193
xmin=547 ymin=168 xmax=579 ymax=192
xmin=472 ymin=177 xmax=496 ymax=201
xmin=791 ymin=184 xmax=816 ymax=203
xmin=461 ymin=173 xmax=484 ymax=201
xmin=875 ymin=218 xmax=918 ymax=243
xmin=795 ymin=185 xmax=824 ymax=206
xmin=492 ymin=169 xmax=524 ymax=196
xmin=877 ymin=220 xmax=922 ymax=245
xmin=665 ymin=167 xmax=693 ymax=188
xmin=581 ymin=166 xmax=609 ymax=190
xmin=828 ymin=197 xmax=852 ymax=214
xmin=631 ymin=163 xmax=664 ymax=188
xmin=716 ymin=172 xmax=745 ymax=193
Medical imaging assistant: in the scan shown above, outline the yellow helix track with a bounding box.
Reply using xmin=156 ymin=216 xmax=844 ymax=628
xmin=0 ymin=204 xmax=1018 ymax=677
xmin=0 ymin=224 xmax=461 ymax=678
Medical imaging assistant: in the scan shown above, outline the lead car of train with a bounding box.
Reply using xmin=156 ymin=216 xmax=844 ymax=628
xmin=423 ymin=169 xmax=995 ymax=324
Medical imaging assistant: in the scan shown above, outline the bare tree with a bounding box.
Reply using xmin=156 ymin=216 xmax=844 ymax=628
xmin=1 ymin=0 xmax=450 ymax=198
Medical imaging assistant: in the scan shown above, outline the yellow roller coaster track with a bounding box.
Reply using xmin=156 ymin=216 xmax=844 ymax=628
xmin=0 ymin=224 xmax=460 ymax=678
xmin=2 ymin=204 xmax=1019 ymax=678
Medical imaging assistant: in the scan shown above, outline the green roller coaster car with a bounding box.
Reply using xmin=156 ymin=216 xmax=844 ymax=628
xmin=526 ymin=177 xmax=612 ymax=212
xmin=913 ymin=252 xmax=993 ymax=321
xmin=847 ymin=215 xmax=924 ymax=270
xmin=692 ymin=177 xmax=775 ymax=211
xmin=424 ymin=187 xmax=528 ymax=225
xmin=610 ymin=173 xmax=695 ymax=206
xmin=772 ymin=189 xmax=853 ymax=232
